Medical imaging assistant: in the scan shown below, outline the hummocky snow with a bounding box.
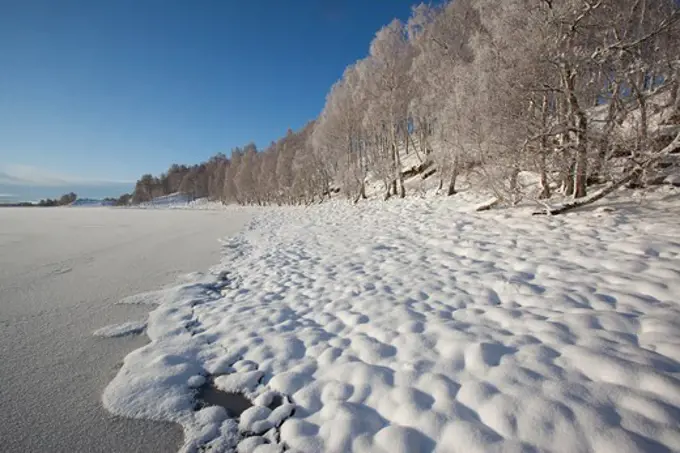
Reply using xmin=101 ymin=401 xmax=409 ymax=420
xmin=102 ymin=189 xmax=680 ymax=453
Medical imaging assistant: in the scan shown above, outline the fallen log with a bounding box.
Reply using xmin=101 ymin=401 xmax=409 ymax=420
xmin=534 ymin=130 xmax=680 ymax=215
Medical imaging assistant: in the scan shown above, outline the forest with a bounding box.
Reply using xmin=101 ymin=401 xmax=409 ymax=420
xmin=129 ymin=0 xmax=680 ymax=212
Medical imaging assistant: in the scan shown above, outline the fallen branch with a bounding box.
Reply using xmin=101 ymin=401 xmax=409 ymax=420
xmin=476 ymin=198 xmax=501 ymax=212
xmin=534 ymin=130 xmax=680 ymax=215
xmin=531 ymin=198 xmax=555 ymax=216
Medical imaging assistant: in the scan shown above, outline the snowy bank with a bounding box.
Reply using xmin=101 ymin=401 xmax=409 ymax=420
xmin=135 ymin=193 xmax=229 ymax=210
xmin=104 ymin=191 xmax=680 ymax=452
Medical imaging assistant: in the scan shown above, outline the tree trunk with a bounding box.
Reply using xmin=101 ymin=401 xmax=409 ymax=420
xmin=509 ymin=167 xmax=520 ymax=205
xmin=391 ymin=129 xmax=405 ymax=198
xmin=353 ymin=190 xmax=362 ymax=204
xmin=667 ymin=78 xmax=679 ymax=108
xmin=636 ymin=91 xmax=648 ymax=186
xmin=447 ymin=164 xmax=458 ymax=196
xmin=594 ymin=80 xmax=621 ymax=181
xmin=561 ymin=161 xmax=575 ymax=196
xmin=358 ymin=142 xmax=367 ymax=200
xmin=539 ymin=169 xmax=550 ymax=199
xmin=538 ymin=94 xmax=551 ymax=199
xmin=397 ymin=166 xmax=406 ymax=199
xmin=635 ymin=73 xmax=649 ymax=153
xmin=383 ymin=178 xmax=392 ymax=200
xmin=629 ymin=73 xmax=649 ymax=187
xmin=563 ymin=66 xmax=588 ymax=199
xmin=556 ymin=85 xmax=574 ymax=196
xmin=573 ymin=145 xmax=588 ymax=198
xmin=404 ymin=126 xmax=409 ymax=156
xmin=418 ymin=119 xmax=430 ymax=155
xmin=408 ymin=130 xmax=424 ymax=163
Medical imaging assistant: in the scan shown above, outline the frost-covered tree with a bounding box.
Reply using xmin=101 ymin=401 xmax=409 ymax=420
xmin=236 ymin=143 xmax=258 ymax=204
xmin=257 ymin=145 xmax=279 ymax=204
xmin=128 ymin=0 xmax=679 ymax=211
xmin=313 ymin=64 xmax=366 ymax=201
xmin=362 ymin=19 xmax=415 ymax=199
xmin=224 ymin=148 xmax=242 ymax=204
xmin=275 ymin=132 xmax=297 ymax=203
xmin=207 ymin=153 xmax=228 ymax=201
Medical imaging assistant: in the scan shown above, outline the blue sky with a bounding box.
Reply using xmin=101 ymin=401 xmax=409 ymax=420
xmin=0 ymin=0 xmax=417 ymax=201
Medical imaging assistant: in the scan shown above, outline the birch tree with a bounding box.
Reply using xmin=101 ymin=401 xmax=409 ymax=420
xmin=363 ymin=19 xmax=415 ymax=199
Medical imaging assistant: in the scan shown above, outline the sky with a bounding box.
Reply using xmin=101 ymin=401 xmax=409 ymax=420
xmin=0 ymin=0 xmax=418 ymax=202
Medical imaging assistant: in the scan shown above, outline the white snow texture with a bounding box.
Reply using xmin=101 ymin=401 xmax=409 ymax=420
xmin=103 ymin=197 xmax=680 ymax=453
xmin=93 ymin=320 xmax=147 ymax=338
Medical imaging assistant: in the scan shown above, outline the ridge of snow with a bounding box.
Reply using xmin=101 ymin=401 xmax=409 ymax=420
xmin=93 ymin=320 xmax=147 ymax=338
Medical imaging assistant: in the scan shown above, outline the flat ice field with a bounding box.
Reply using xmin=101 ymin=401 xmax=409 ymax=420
xmin=103 ymin=192 xmax=680 ymax=453
xmin=0 ymin=207 xmax=251 ymax=452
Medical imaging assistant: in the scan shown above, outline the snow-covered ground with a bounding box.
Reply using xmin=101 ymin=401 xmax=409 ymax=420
xmin=0 ymin=207 xmax=251 ymax=452
xmin=104 ymin=187 xmax=680 ymax=453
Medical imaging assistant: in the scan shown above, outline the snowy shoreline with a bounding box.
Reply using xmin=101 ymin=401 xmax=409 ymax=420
xmin=0 ymin=208 xmax=255 ymax=453
xmin=103 ymin=193 xmax=680 ymax=453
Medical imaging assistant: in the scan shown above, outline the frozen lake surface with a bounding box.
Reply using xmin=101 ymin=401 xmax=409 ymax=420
xmin=0 ymin=207 xmax=250 ymax=453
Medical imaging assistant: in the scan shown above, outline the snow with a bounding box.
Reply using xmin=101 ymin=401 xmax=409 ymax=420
xmin=240 ymin=406 xmax=273 ymax=434
xmin=136 ymin=193 xmax=228 ymax=210
xmin=0 ymin=207 xmax=252 ymax=453
xmin=103 ymin=192 xmax=680 ymax=452
xmin=93 ymin=320 xmax=147 ymax=337
xmin=139 ymin=192 xmax=192 ymax=207
xmin=188 ymin=375 xmax=207 ymax=389
xmin=237 ymin=436 xmax=267 ymax=453
xmin=215 ymin=371 xmax=265 ymax=393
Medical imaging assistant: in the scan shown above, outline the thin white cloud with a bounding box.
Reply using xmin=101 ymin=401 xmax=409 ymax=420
xmin=0 ymin=164 xmax=133 ymax=187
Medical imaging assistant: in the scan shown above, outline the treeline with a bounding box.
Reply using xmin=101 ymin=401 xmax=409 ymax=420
xmin=103 ymin=193 xmax=133 ymax=206
xmin=34 ymin=193 xmax=132 ymax=207
xmin=131 ymin=157 xmax=230 ymax=204
xmin=37 ymin=192 xmax=78 ymax=207
xmin=131 ymin=0 xmax=680 ymax=207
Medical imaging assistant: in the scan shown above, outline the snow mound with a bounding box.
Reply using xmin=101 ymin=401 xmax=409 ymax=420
xmin=215 ymin=371 xmax=264 ymax=393
xmin=93 ymin=320 xmax=147 ymax=338
xmin=103 ymin=196 xmax=680 ymax=452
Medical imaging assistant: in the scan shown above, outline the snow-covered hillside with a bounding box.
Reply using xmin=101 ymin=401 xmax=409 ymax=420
xmin=135 ymin=193 xmax=227 ymax=210
xmin=70 ymin=198 xmax=115 ymax=207
xmin=103 ymin=189 xmax=680 ymax=453
xmin=138 ymin=192 xmax=193 ymax=208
